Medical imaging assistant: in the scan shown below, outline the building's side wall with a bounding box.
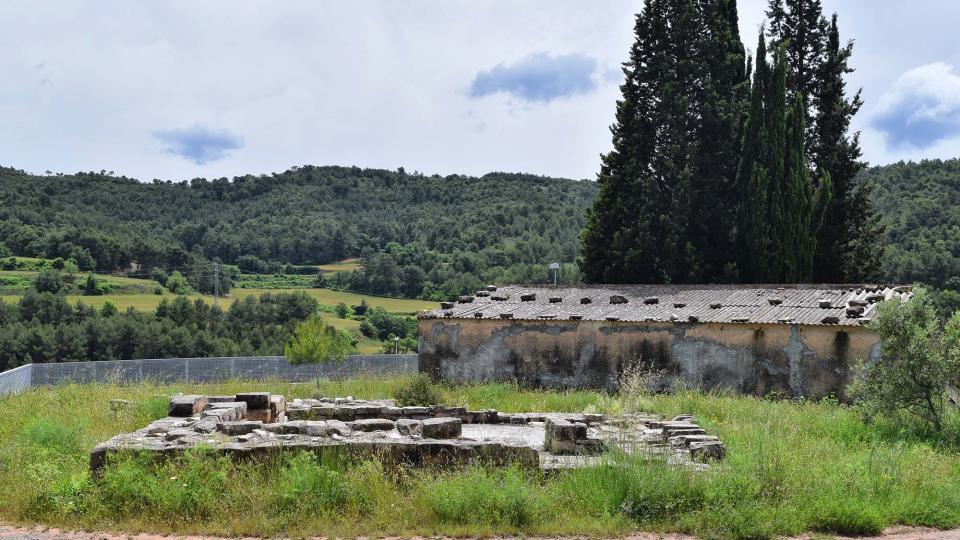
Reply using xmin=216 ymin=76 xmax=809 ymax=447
xmin=418 ymin=319 xmax=881 ymax=398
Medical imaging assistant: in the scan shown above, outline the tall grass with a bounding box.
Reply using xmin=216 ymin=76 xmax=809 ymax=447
xmin=1 ymin=377 xmax=959 ymax=538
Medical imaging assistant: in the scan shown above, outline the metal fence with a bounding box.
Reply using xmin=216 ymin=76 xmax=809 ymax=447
xmin=0 ymin=354 xmax=418 ymax=397
xmin=0 ymin=364 xmax=32 ymax=397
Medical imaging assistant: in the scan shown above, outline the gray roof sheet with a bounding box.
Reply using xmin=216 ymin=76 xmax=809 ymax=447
xmin=418 ymin=284 xmax=912 ymax=327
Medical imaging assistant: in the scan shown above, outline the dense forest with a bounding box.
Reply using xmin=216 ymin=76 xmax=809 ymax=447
xmin=861 ymin=159 xmax=960 ymax=315
xmin=0 ymin=166 xmax=595 ymax=299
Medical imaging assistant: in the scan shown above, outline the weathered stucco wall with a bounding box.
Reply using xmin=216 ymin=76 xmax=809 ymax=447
xmin=418 ymin=319 xmax=881 ymax=398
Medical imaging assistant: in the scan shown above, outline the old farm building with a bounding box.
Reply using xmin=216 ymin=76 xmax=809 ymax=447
xmin=418 ymin=284 xmax=911 ymax=398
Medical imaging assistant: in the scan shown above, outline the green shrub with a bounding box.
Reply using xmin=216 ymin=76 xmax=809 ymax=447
xmin=548 ymin=463 xmax=632 ymax=516
xmin=140 ymin=395 xmax=171 ymax=422
xmin=678 ymin=502 xmax=798 ymax=540
xmin=394 ymin=373 xmax=442 ymax=406
xmin=34 ymin=268 xmax=65 ymax=294
xmin=848 ymin=287 xmax=960 ymax=432
xmin=29 ymin=472 xmax=91 ymax=517
xmin=272 ymin=453 xmax=353 ymax=512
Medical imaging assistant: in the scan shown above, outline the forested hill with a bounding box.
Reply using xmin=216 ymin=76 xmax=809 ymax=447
xmin=859 ymin=159 xmax=960 ymax=291
xmin=854 ymin=158 xmax=960 ymax=316
xmin=0 ymin=165 xmax=596 ymax=299
xmin=1 ymin=161 xmax=957 ymax=302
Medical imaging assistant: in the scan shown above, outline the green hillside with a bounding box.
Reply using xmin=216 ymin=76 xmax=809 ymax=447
xmin=0 ymin=166 xmax=596 ymax=300
xmin=858 ymin=159 xmax=960 ymax=313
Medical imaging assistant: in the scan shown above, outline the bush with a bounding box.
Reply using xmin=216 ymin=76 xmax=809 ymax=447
xmin=33 ymin=269 xmax=65 ymax=294
xmin=619 ymin=462 xmax=706 ymax=521
xmin=96 ymin=450 xmax=228 ymax=520
xmin=164 ymin=271 xmax=192 ymax=295
xmin=394 ymin=373 xmax=442 ymax=406
xmin=82 ymin=274 xmax=104 ymax=296
xmin=272 ymin=453 xmax=354 ymax=512
xmin=808 ymin=497 xmax=885 ymax=536
xmin=848 ymin=287 xmax=960 ymax=432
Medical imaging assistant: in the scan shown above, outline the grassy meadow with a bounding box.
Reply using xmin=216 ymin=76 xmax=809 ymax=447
xmin=0 ymin=285 xmax=435 ymax=315
xmin=2 ymin=377 xmax=960 ymax=539
xmin=317 ymin=258 xmax=364 ymax=273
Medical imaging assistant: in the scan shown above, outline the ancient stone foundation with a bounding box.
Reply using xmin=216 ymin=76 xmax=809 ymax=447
xmin=90 ymin=392 xmax=725 ymax=473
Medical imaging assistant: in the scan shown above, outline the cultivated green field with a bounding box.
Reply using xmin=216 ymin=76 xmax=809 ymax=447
xmin=0 ymin=287 xmax=436 ymax=315
xmin=229 ymin=287 xmax=436 ymax=313
xmin=2 ymin=378 xmax=959 ymax=539
xmin=0 ymin=270 xmax=160 ymax=296
xmin=317 ymin=258 xmax=363 ymax=273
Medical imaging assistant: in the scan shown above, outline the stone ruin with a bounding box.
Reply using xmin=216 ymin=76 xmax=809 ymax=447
xmin=90 ymin=392 xmax=726 ymax=474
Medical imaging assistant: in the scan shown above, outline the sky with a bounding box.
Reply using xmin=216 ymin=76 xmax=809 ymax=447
xmin=1 ymin=1 xmax=959 ymax=182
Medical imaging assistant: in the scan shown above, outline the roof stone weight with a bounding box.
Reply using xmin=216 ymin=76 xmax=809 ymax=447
xmin=418 ymin=284 xmax=912 ymax=327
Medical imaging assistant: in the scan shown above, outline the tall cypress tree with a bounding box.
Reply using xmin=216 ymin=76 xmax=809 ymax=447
xmin=783 ymin=92 xmax=832 ymax=281
xmin=688 ymin=0 xmax=749 ymax=281
xmin=765 ymin=45 xmax=789 ymax=281
xmin=811 ymin=15 xmax=882 ymax=282
xmin=766 ymin=0 xmax=826 ymax=144
xmin=580 ymin=0 xmax=747 ymax=283
xmin=737 ymin=38 xmax=830 ymax=282
xmin=735 ymin=32 xmax=770 ymax=283
xmin=580 ymin=0 xmax=662 ymax=283
xmin=767 ymin=1 xmax=881 ymax=282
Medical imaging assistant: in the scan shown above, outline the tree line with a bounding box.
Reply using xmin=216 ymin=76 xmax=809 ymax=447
xmin=0 ymin=292 xmax=318 ymax=370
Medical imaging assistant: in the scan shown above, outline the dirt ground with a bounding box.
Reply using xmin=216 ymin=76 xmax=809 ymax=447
xmin=2 ymin=524 xmax=959 ymax=540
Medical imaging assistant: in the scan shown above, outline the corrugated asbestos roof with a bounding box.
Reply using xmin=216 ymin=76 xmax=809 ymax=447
xmin=418 ymin=284 xmax=912 ymax=327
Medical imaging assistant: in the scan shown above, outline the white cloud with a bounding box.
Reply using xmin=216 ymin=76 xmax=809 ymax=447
xmin=871 ymin=62 xmax=960 ymax=149
xmin=0 ymin=0 xmax=957 ymax=180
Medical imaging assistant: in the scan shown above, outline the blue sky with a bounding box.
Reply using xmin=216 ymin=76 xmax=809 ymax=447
xmin=0 ymin=1 xmax=959 ymax=181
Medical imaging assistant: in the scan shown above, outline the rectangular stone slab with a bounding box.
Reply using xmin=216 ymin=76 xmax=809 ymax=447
xmin=234 ymin=392 xmax=271 ymax=410
xmin=168 ymin=395 xmax=208 ymax=417
xmin=422 ymin=417 xmax=461 ymax=439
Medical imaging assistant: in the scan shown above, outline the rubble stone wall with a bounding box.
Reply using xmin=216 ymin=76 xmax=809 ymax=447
xmin=91 ymin=393 xmax=726 ymax=474
xmin=418 ymin=319 xmax=881 ymax=398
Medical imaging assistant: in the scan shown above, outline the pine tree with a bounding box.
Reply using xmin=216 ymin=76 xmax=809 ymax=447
xmin=580 ymin=0 xmax=747 ymax=283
